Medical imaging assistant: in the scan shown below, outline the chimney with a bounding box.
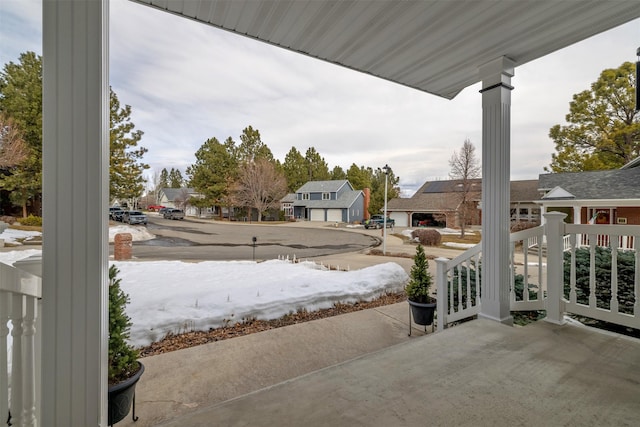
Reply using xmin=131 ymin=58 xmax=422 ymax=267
xmin=363 ymin=188 xmax=370 ymax=220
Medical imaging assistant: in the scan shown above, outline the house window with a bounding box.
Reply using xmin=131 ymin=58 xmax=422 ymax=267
xmin=302 ymin=193 xmax=310 ymax=200
xmin=322 ymin=192 xmax=330 ymax=200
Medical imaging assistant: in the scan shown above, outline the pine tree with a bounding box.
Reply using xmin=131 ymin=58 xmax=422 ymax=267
xmin=109 ymin=87 xmax=149 ymax=203
xmin=0 ymin=51 xmax=43 ymax=216
xmin=168 ymin=168 xmax=184 ymax=188
xmin=547 ymin=62 xmax=640 ymax=172
xmin=108 ymin=265 xmax=139 ymax=384
xmin=405 ymin=244 xmax=433 ymax=303
xmin=159 ymin=168 xmax=169 ymax=189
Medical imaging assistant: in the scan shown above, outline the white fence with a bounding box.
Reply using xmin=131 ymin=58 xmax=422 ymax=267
xmin=1 ymin=255 xmax=42 ymax=427
xmin=436 ymin=218 xmax=640 ymax=332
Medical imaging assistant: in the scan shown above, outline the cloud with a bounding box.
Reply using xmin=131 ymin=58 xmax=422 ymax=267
xmin=2 ymin=0 xmax=640 ymax=197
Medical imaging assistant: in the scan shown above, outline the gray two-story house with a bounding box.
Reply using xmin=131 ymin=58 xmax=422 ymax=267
xmin=292 ymin=180 xmax=365 ymax=223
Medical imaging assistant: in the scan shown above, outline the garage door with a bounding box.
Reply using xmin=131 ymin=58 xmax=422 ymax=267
xmin=327 ymin=209 xmax=342 ymax=222
xmin=310 ymin=209 xmax=325 ymax=221
xmin=390 ymin=212 xmax=408 ymax=227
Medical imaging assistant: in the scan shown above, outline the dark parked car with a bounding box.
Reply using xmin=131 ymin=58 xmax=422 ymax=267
xmin=109 ymin=207 xmax=124 ymax=220
xmin=158 ymin=207 xmax=169 ymax=215
xmin=113 ymin=209 xmax=126 ymax=222
xmin=124 ymin=210 xmax=148 ymax=225
xmin=163 ymin=208 xmax=185 ymax=220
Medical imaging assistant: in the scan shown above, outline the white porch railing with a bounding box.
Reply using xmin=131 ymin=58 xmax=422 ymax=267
xmin=1 ymin=256 xmax=42 ymax=427
xmin=436 ymin=217 xmax=640 ymax=332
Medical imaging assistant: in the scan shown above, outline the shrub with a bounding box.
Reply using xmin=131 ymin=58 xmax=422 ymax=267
xmin=109 ymin=265 xmax=139 ymax=385
xmin=19 ymin=215 xmax=42 ymax=226
xmin=411 ymin=228 xmax=442 ymax=246
xmin=510 ymin=221 xmax=538 ymax=232
xmin=405 ymin=244 xmax=434 ymax=303
xmin=0 ymin=215 xmax=17 ymax=224
xmin=563 ymin=247 xmax=636 ymax=314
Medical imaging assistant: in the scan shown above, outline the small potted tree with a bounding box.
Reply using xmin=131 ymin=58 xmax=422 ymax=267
xmin=405 ymin=244 xmax=436 ymax=335
xmin=109 ymin=265 xmax=144 ymax=425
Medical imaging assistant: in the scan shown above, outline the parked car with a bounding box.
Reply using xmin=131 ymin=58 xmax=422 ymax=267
xmin=163 ymin=208 xmax=185 ymax=220
xmin=147 ymin=205 xmax=165 ymax=212
xmin=113 ymin=209 xmax=126 ymax=222
xmin=158 ymin=207 xmax=169 ymax=215
xmin=124 ymin=210 xmax=148 ymax=225
xmin=364 ymin=214 xmax=395 ymax=229
xmin=109 ymin=207 xmax=124 ymax=220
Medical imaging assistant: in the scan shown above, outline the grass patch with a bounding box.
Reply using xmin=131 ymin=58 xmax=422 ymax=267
xmin=10 ymin=225 xmax=43 ymax=232
xmin=440 ymin=233 xmax=481 ymax=246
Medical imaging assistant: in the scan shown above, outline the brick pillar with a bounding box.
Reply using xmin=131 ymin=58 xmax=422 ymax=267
xmin=114 ymin=233 xmax=132 ymax=260
xmin=363 ymin=188 xmax=371 ymax=220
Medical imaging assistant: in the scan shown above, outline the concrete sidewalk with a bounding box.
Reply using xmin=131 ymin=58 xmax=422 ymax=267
xmin=119 ymin=301 xmax=430 ymax=427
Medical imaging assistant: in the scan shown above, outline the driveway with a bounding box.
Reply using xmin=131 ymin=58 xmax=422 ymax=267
xmin=117 ymin=216 xmax=380 ymax=261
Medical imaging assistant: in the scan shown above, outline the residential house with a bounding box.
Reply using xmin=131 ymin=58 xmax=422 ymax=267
xmin=292 ymin=180 xmax=365 ymax=223
xmin=157 ymin=187 xmax=202 ymax=217
xmin=387 ymin=179 xmax=540 ymax=228
xmin=281 ymin=193 xmax=296 ymax=221
xmin=538 ymin=158 xmax=640 ymax=226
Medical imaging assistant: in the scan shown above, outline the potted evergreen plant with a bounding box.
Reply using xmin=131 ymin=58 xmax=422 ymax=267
xmin=109 ymin=265 xmax=144 ymax=426
xmin=405 ymin=244 xmax=436 ymax=335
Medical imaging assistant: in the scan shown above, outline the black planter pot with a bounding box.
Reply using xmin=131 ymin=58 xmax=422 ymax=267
xmin=108 ymin=362 xmax=145 ymax=426
xmin=408 ymin=299 xmax=436 ymax=336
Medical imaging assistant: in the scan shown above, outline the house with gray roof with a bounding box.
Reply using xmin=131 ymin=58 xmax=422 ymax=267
xmin=537 ymin=160 xmax=640 ymax=225
xmin=158 ymin=187 xmax=203 ymax=217
xmin=387 ymin=179 xmax=541 ymax=228
xmin=292 ymin=180 xmax=365 ymax=223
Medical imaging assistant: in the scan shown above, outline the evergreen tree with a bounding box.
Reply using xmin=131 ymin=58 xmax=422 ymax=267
xmin=547 ymin=62 xmax=640 ymax=172
xmin=237 ymin=126 xmax=273 ymax=162
xmin=405 ymin=244 xmax=433 ymax=303
xmin=109 ymin=87 xmax=149 ymax=203
xmin=330 ymin=165 xmax=347 ymax=180
xmin=168 ymin=168 xmax=184 ymax=188
xmin=304 ymin=147 xmax=330 ymax=181
xmin=346 ymin=163 xmax=372 ymax=190
xmin=0 ymin=51 xmax=43 ymax=216
xmin=186 ymin=137 xmax=238 ymax=217
xmin=282 ymin=146 xmax=307 ymax=192
xmin=159 ymin=168 xmax=170 ymax=189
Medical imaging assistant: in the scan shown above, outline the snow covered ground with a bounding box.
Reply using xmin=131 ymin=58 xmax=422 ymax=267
xmin=1 ymin=226 xmax=408 ymax=348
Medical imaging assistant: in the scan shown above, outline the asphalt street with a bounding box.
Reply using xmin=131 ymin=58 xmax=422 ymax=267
xmin=117 ymin=215 xmax=380 ymax=261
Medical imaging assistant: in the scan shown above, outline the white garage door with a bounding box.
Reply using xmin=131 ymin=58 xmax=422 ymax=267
xmin=390 ymin=212 xmax=408 ymax=227
xmin=310 ymin=209 xmax=325 ymax=221
xmin=327 ymin=209 xmax=342 ymax=222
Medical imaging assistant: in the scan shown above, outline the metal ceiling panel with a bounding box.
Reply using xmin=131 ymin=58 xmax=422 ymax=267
xmin=130 ymin=0 xmax=640 ymax=99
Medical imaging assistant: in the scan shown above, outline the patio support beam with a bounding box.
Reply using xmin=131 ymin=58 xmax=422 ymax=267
xmin=478 ymin=57 xmax=514 ymax=325
xmin=42 ymin=0 xmax=109 ymax=425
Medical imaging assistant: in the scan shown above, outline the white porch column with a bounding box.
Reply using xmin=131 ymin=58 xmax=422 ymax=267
xmin=478 ymin=57 xmax=514 ymax=325
xmin=573 ymin=205 xmax=581 ymax=224
xmin=42 ymin=1 xmax=109 ymax=425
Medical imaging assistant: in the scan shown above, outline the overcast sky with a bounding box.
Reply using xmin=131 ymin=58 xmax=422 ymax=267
xmin=1 ymin=1 xmax=639 ymax=196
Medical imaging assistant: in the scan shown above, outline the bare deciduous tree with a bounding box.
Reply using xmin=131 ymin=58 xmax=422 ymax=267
xmin=449 ymin=139 xmax=481 ymax=238
xmin=0 ymin=113 xmax=28 ymax=168
xmin=233 ymin=158 xmax=287 ymax=222
xmin=173 ymin=187 xmax=192 ymax=212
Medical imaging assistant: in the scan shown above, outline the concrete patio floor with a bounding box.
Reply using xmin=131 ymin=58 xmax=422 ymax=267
xmin=123 ymin=306 xmax=640 ymax=427
xmin=157 ymin=319 xmax=640 ymax=427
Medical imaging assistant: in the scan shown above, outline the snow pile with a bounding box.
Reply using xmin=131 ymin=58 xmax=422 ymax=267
xmin=115 ymin=259 xmax=408 ymax=347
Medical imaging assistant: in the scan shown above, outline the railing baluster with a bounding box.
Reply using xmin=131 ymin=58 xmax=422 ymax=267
xmin=569 ymin=234 xmax=577 ymax=304
xmin=1 ymin=290 xmax=9 ymax=426
xmin=21 ymin=294 xmax=37 ymax=427
xmin=10 ymin=293 xmax=24 ymax=427
xmin=588 ymin=234 xmax=597 ymax=308
xmin=611 ymin=237 xmax=619 ymax=314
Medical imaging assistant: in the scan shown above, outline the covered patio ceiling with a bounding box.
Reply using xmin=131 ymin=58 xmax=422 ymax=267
xmin=132 ymin=0 xmax=640 ymax=100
